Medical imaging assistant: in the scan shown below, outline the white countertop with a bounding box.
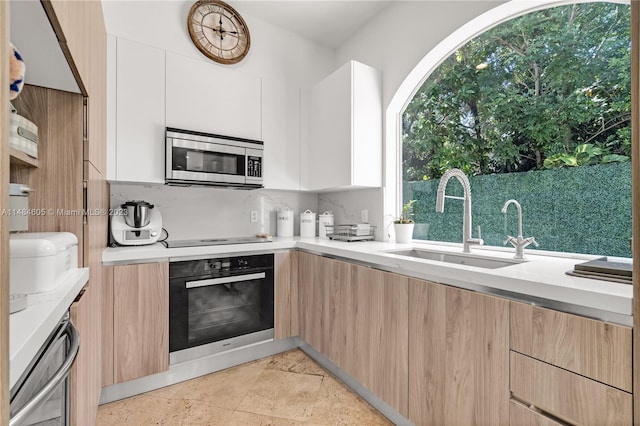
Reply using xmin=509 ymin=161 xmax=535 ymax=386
xmin=103 ymin=238 xmax=633 ymax=324
xmin=10 ymin=268 xmax=89 ymax=390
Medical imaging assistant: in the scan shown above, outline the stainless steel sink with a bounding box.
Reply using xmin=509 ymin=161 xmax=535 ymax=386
xmin=384 ymin=248 xmax=524 ymax=269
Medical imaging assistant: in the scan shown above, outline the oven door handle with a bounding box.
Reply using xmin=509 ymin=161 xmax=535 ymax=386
xmin=186 ymin=272 xmax=266 ymax=289
xmin=10 ymin=319 xmax=80 ymax=426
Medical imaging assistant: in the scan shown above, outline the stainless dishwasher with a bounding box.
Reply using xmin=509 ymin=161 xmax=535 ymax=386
xmin=9 ymin=313 xmax=79 ymax=426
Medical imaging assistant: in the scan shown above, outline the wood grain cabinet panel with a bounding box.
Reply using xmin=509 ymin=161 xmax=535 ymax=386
xmin=409 ymin=279 xmax=509 ymax=426
xmin=113 ymin=262 xmax=169 ymax=383
xmin=510 ymin=301 xmax=632 ymax=392
xmin=509 ymin=400 xmax=563 ymax=426
xmin=10 ymin=86 xmax=84 ymax=261
xmin=510 ymin=351 xmax=632 ymax=425
xmin=297 ymin=253 xmax=408 ymax=417
xmin=349 ymin=265 xmax=409 ymax=417
xmin=101 ymin=266 xmax=114 ymax=387
xmin=274 ymin=251 xmax=298 ymax=340
xmin=70 ymin=286 xmax=101 ymax=426
xmin=297 ymin=251 xmax=325 ymax=352
xmin=297 ymin=252 xmax=350 ymax=356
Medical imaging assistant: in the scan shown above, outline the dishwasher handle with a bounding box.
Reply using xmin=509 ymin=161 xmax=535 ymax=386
xmin=10 ymin=319 xmax=80 ymax=426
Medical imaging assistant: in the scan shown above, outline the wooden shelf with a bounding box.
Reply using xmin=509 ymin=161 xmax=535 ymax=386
xmin=10 ymin=148 xmax=39 ymax=168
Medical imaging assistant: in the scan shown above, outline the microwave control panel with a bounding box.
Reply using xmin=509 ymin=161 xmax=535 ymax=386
xmin=247 ymin=156 xmax=262 ymax=178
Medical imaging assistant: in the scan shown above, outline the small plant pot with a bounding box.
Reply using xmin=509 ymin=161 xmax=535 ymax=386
xmin=394 ymin=223 xmax=415 ymax=243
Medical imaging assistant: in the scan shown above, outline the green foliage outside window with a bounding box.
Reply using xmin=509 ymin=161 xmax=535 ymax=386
xmin=402 ymin=3 xmax=631 ymax=181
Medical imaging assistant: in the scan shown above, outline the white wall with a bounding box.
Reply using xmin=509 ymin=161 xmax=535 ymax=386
xmin=101 ymin=1 xmax=335 ymax=86
xmin=336 ymin=1 xmax=505 ymax=110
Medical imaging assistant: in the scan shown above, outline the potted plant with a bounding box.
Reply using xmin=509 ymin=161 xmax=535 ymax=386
xmin=394 ymin=200 xmax=416 ymax=243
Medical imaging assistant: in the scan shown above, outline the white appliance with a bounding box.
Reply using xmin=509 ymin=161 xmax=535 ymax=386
xmin=300 ymin=210 xmax=316 ymax=238
xmin=318 ymin=211 xmax=334 ymax=239
xmin=111 ymin=200 xmax=162 ymax=246
xmin=276 ymin=209 xmax=294 ymax=237
xmin=9 ymin=232 xmax=78 ymax=294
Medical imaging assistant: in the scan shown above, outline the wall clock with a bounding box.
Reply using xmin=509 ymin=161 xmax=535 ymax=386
xmin=187 ymin=0 xmax=251 ymax=65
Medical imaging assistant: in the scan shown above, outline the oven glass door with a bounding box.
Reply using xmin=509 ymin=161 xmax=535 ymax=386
xmin=170 ymin=138 xmax=246 ymax=184
xmin=170 ymin=259 xmax=274 ymax=353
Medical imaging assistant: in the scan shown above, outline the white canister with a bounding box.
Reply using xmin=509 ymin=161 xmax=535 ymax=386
xmin=300 ymin=210 xmax=316 ymax=238
xmin=276 ymin=209 xmax=294 ymax=237
xmin=318 ymin=211 xmax=334 ymax=239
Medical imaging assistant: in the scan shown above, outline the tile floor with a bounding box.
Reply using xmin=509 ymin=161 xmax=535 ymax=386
xmin=96 ymin=349 xmax=393 ymax=425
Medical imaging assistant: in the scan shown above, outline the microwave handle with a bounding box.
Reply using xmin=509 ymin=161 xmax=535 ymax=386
xmin=10 ymin=319 xmax=80 ymax=426
xmin=186 ymin=272 xmax=266 ymax=289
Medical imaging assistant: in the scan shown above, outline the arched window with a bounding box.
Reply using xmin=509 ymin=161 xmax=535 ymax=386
xmin=395 ymin=1 xmax=631 ymax=257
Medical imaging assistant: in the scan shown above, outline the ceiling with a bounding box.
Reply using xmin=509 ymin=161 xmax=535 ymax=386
xmin=232 ymin=1 xmax=393 ymax=49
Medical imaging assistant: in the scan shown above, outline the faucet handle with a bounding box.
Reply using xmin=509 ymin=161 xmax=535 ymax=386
xmin=503 ymin=235 xmax=514 ymax=246
xmin=526 ymin=237 xmax=539 ymax=248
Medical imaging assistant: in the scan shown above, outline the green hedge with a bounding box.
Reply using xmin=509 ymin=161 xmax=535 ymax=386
xmin=403 ymin=162 xmax=632 ymax=257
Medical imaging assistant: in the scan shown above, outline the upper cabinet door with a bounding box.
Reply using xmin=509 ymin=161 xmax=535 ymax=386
xmin=165 ymin=52 xmax=262 ymax=141
xmin=307 ymin=61 xmax=382 ymax=191
xmin=112 ymin=38 xmax=166 ymax=183
xmin=262 ymin=77 xmax=301 ymax=190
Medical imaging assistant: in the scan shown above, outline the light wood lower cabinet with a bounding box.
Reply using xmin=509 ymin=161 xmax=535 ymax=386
xmin=290 ymin=252 xmax=634 ymax=425
xmin=297 ymin=252 xmax=409 ymax=416
xmin=510 ymin=301 xmax=632 ymax=392
xmin=111 ymin=262 xmax=169 ymax=384
xmin=408 ymin=279 xmax=510 ymax=426
xmin=298 ymin=252 xmax=351 ymax=356
xmin=509 ymin=400 xmax=562 ymax=426
xmin=274 ymin=251 xmax=298 ymax=340
xmin=348 ymin=265 xmax=408 ymax=417
xmin=510 ymin=351 xmax=632 ymax=425
xmin=70 ymin=286 xmax=101 ymax=426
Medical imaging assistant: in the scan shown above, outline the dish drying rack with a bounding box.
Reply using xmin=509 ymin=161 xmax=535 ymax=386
xmin=326 ymin=224 xmax=375 ymax=242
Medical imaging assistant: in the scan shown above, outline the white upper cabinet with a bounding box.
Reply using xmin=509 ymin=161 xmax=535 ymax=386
xmin=107 ymin=37 xmax=166 ymax=183
xmin=306 ymin=60 xmax=382 ymax=191
xmin=165 ymin=51 xmax=261 ymax=141
xmin=262 ymin=77 xmax=301 ymax=190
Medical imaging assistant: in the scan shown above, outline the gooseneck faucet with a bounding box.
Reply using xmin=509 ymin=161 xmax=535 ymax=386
xmin=501 ymin=199 xmax=538 ymax=259
xmin=436 ymin=168 xmax=483 ymax=253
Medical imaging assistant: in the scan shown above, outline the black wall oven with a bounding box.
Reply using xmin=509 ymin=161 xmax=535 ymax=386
xmin=169 ymin=253 xmax=274 ymax=364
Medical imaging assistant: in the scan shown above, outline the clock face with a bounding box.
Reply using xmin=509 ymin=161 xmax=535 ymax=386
xmin=188 ymin=0 xmax=250 ymax=64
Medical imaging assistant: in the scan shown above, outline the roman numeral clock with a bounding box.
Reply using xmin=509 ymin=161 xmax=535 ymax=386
xmin=187 ymin=0 xmax=251 ymax=64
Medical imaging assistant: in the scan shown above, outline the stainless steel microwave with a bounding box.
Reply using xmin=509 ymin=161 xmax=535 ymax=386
xmin=165 ymin=128 xmax=263 ymax=188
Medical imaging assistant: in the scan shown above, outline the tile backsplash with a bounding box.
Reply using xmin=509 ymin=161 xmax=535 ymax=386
xmin=110 ymin=184 xmax=318 ymax=241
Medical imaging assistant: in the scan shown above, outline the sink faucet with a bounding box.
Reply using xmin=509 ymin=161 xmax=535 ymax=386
xmin=436 ymin=168 xmax=483 ymax=253
xmin=501 ymin=199 xmax=538 ymax=259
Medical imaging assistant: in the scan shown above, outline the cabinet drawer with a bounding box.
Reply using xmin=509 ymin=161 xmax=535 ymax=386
xmin=510 ymin=399 xmax=562 ymax=426
xmin=510 ymin=352 xmax=632 ymax=425
xmin=510 ymin=301 xmax=631 ymax=391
